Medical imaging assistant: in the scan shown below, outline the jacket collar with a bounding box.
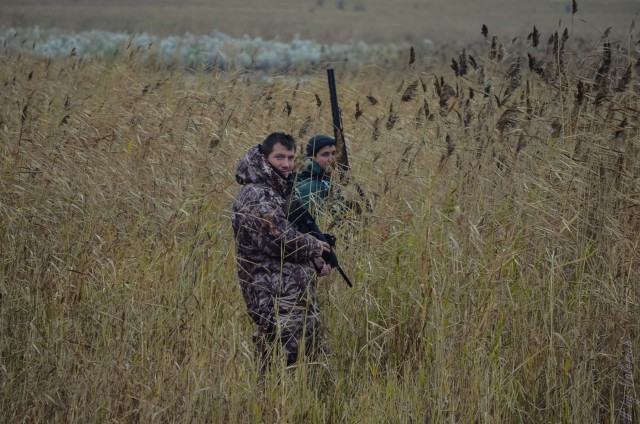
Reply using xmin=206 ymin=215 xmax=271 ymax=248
xmin=235 ymin=145 xmax=293 ymax=195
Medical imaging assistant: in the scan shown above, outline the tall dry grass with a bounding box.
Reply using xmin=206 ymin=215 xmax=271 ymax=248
xmin=1 ymin=27 xmax=639 ymax=422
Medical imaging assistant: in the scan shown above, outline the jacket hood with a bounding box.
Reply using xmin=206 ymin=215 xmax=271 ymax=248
xmin=235 ymin=145 xmax=292 ymax=195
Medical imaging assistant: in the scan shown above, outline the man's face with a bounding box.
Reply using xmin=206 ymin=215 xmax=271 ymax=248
xmin=266 ymin=142 xmax=296 ymax=178
xmin=314 ymin=144 xmax=336 ymax=172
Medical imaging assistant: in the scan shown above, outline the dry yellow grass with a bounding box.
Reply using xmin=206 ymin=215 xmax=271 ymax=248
xmin=1 ymin=24 xmax=639 ymax=422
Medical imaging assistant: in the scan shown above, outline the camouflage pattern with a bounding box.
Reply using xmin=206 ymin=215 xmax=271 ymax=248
xmin=231 ymin=145 xmax=324 ymax=366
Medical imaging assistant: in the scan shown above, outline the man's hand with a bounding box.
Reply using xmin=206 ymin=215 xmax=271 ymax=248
xmin=314 ymin=241 xmax=332 ymax=276
xmin=339 ymin=185 xmax=361 ymax=204
xmin=313 ymin=257 xmax=332 ymax=276
xmin=319 ymin=241 xmax=331 ymax=253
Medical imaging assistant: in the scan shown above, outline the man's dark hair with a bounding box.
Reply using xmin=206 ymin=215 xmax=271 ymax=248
xmin=261 ymin=132 xmax=296 ymax=156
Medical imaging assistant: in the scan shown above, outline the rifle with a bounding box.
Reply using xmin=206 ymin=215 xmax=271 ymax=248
xmin=288 ymin=198 xmax=353 ymax=287
xmin=327 ymin=68 xmax=350 ymax=175
xmin=327 ymin=68 xmax=370 ymax=212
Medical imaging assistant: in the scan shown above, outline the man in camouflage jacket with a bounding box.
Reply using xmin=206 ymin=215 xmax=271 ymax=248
xmin=231 ymin=132 xmax=331 ymax=367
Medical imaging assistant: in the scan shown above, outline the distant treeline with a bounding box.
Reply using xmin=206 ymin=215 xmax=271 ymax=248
xmin=1 ymin=26 xmax=435 ymax=71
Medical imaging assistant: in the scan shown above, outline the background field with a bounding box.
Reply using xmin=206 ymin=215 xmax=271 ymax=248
xmin=1 ymin=0 xmax=639 ymax=45
xmin=1 ymin=1 xmax=640 ymax=423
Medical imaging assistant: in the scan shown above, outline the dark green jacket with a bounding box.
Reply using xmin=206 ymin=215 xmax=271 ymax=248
xmin=296 ymin=161 xmax=331 ymax=217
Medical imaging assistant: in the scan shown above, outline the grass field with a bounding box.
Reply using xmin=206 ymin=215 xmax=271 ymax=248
xmin=1 ymin=2 xmax=640 ymax=423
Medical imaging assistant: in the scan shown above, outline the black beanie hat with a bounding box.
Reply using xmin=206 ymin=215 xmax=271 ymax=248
xmin=306 ymin=134 xmax=336 ymax=157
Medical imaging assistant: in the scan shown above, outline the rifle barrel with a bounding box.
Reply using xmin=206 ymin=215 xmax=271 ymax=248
xmin=336 ymin=265 xmax=353 ymax=287
xmin=327 ymin=68 xmax=349 ymax=172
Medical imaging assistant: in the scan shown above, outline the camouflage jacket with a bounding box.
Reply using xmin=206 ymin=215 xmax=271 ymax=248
xmin=231 ymin=145 xmax=324 ymax=330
